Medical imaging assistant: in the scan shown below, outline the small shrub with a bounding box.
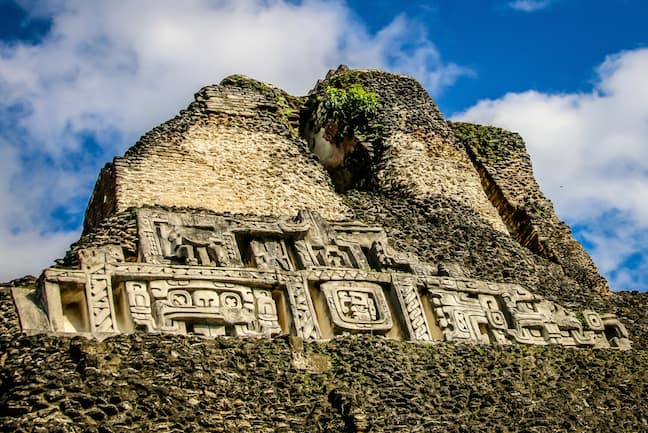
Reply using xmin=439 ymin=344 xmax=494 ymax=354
xmin=322 ymin=84 xmax=379 ymax=141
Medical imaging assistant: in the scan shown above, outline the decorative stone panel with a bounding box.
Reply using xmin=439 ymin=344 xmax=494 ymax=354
xmin=321 ymin=281 xmax=392 ymax=333
xmin=426 ymin=279 xmax=630 ymax=349
xmin=123 ymin=280 xmax=282 ymax=337
xmin=17 ymin=209 xmax=630 ymax=349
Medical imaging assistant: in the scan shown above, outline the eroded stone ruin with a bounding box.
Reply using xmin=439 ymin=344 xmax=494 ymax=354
xmin=2 ymin=66 xmax=647 ymax=432
xmin=10 ymin=67 xmax=630 ymax=349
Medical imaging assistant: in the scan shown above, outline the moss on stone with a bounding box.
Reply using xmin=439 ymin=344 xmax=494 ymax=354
xmin=3 ymin=328 xmax=646 ymax=432
xmin=220 ymin=74 xmax=275 ymax=94
xmin=450 ymin=121 xmax=526 ymax=163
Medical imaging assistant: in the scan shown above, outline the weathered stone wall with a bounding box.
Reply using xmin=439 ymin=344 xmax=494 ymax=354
xmin=64 ymin=210 xmax=137 ymax=266
xmin=343 ymin=190 xmax=602 ymax=310
xmin=83 ymin=76 xmax=351 ymax=234
xmin=1 ymin=302 xmax=646 ymax=433
xmin=118 ymin=122 xmax=349 ymax=220
xmin=299 ymin=69 xmax=609 ymax=309
xmin=450 ymin=122 xmax=609 ymax=297
xmin=0 ymin=287 xmax=20 ymax=335
xmin=78 ymin=68 xmax=612 ymax=309
xmin=59 ymin=68 xmax=636 ymax=323
xmin=10 ymin=67 xmax=647 ymax=432
xmin=609 ymin=291 xmax=648 ymax=348
xmin=82 ymin=164 xmax=117 ymax=235
xmin=302 ymin=68 xmax=508 ymax=233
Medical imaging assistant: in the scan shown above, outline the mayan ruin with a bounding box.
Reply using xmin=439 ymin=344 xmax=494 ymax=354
xmin=1 ymin=66 xmax=646 ymax=432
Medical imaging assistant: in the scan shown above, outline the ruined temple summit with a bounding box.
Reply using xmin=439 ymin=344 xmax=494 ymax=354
xmin=2 ymin=67 xmax=646 ymax=432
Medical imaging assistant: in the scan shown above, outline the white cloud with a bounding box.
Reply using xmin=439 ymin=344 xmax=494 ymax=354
xmin=454 ymin=48 xmax=648 ymax=291
xmin=0 ymin=0 xmax=469 ymax=281
xmin=0 ymin=142 xmax=79 ymax=279
xmin=508 ymin=0 xmax=552 ymax=12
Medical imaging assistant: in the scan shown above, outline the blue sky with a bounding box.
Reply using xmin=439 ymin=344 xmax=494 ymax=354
xmin=0 ymin=0 xmax=647 ymax=291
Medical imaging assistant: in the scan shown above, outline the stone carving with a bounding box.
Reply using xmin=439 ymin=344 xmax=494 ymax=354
xmin=392 ymin=275 xmax=432 ymax=341
xmin=78 ymin=245 xmax=124 ymax=271
xmin=367 ymin=240 xmax=413 ymax=273
xmin=250 ymin=239 xmax=293 ymax=270
xmin=88 ymin=276 xmax=117 ymax=333
xmin=587 ymin=312 xmax=631 ymax=350
xmin=137 ymin=209 xmax=242 ymax=266
xmin=20 ymin=209 xmax=630 ymax=349
xmin=124 ymin=282 xmax=155 ymax=331
xmin=124 ymin=280 xmax=282 ymax=337
xmin=286 ymin=280 xmax=321 ymax=340
xmin=321 ymin=282 xmax=392 ymax=333
xmin=427 ymin=281 xmax=631 ymax=348
xmin=430 ymin=290 xmax=508 ymax=344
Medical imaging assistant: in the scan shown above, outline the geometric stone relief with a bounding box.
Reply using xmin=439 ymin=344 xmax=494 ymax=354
xmin=320 ymin=281 xmax=392 ymax=334
xmin=18 ymin=208 xmax=631 ymax=349
xmin=124 ymin=280 xmax=282 ymax=337
xmin=87 ymin=276 xmax=118 ymax=334
xmin=392 ymin=274 xmax=433 ymax=342
xmin=426 ymin=279 xmax=631 ymax=349
xmin=138 ymin=209 xmax=243 ymax=266
xmin=285 ymin=278 xmax=321 ymax=340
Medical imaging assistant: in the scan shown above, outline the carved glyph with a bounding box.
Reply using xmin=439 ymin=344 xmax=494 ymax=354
xmin=124 ymin=282 xmax=155 ymax=331
xmin=286 ymin=280 xmax=321 ymax=340
xmin=392 ymin=275 xmax=432 ymax=341
xmin=125 ymin=280 xmax=283 ymax=337
xmin=87 ymin=276 xmax=117 ymax=333
xmin=321 ymin=281 xmax=392 ymax=333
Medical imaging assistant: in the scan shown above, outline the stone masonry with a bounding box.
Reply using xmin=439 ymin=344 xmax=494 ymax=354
xmin=2 ymin=67 xmax=647 ymax=432
xmin=83 ymin=78 xmax=350 ymax=235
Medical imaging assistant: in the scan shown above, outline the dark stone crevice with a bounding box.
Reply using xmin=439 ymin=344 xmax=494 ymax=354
xmin=466 ymin=144 xmax=557 ymax=263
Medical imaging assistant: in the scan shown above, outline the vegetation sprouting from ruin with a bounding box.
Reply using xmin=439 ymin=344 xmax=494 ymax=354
xmin=321 ymin=83 xmax=380 ymax=142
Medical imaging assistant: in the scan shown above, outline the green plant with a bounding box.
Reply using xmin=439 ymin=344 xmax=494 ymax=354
xmin=576 ymin=312 xmax=590 ymax=331
xmin=322 ymin=84 xmax=379 ymax=141
xmin=276 ymin=95 xmax=297 ymax=118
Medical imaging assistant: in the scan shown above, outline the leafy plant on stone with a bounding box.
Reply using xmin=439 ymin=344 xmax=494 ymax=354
xmin=322 ymin=84 xmax=379 ymax=142
xmin=576 ymin=311 xmax=591 ymax=331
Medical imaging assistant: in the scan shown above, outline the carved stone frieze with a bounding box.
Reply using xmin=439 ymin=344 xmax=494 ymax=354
xmin=429 ymin=290 xmax=509 ymax=344
xmin=19 ymin=209 xmax=630 ymax=349
xmin=124 ymin=282 xmax=155 ymax=331
xmin=286 ymin=279 xmax=321 ymax=340
xmin=250 ymin=239 xmax=293 ymax=271
xmin=392 ymin=275 xmax=432 ymax=341
xmin=88 ymin=276 xmax=118 ymax=333
xmin=138 ymin=209 xmax=243 ymax=266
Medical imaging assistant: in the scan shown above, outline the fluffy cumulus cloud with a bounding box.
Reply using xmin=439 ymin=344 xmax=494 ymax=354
xmin=454 ymin=48 xmax=648 ymax=291
xmin=508 ymin=0 xmax=552 ymax=12
xmin=0 ymin=0 xmax=470 ymax=281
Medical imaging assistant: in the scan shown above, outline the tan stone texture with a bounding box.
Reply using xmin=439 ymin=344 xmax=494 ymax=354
xmin=377 ymin=132 xmax=508 ymax=233
xmin=451 ymin=122 xmax=610 ymax=297
xmin=115 ymin=123 xmax=351 ymax=221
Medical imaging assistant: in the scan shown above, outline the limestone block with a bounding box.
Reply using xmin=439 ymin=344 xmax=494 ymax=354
xmin=11 ymin=287 xmax=50 ymax=334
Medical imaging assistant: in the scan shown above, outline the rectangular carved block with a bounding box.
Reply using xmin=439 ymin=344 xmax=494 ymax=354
xmin=392 ymin=275 xmax=432 ymax=341
xmin=321 ymin=282 xmax=392 ymax=333
xmin=124 ymin=280 xmax=283 ymax=338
